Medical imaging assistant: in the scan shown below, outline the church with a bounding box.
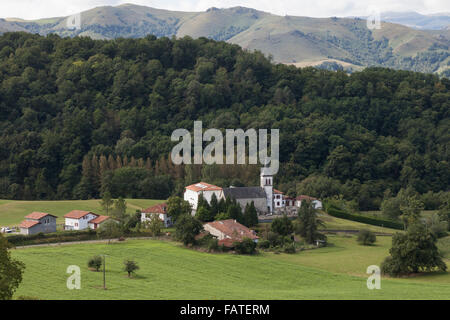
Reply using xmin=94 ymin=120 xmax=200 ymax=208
xmin=184 ymin=167 xmax=280 ymax=215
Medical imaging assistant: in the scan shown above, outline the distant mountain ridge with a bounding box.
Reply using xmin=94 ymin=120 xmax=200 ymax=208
xmin=1 ymin=4 xmax=449 ymax=76
xmin=379 ymin=11 xmax=450 ymax=30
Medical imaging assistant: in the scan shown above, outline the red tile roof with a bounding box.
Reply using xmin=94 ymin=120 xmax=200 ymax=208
xmin=296 ymin=195 xmax=318 ymax=201
xmin=19 ymin=220 xmax=40 ymax=229
xmin=142 ymin=203 xmax=167 ymax=214
xmin=25 ymin=212 xmax=56 ymax=220
xmin=274 ymin=189 xmax=284 ymax=194
xmin=89 ymin=215 xmax=110 ymax=225
xmin=218 ymin=238 xmax=235 ymax=248
xmin=64 ymin=210 xmax=97 ymax=219
xmin=185 ymin=182 xmax=222 ymax=192
xmin=205 ymin=219 xmax=259 ymax=241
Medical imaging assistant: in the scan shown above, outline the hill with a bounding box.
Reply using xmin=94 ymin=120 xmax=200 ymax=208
xmin=378 ymin=11 xmax=450 ymax=30
xmin=11 ymin=238 xmax=450 ymax=299
xmin=1 ymin=4 xmax=449 ymax=75
xmin=0 ymin=32 xmax=448 ymax=212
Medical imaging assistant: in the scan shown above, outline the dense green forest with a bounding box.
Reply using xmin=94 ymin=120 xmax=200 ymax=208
xmin=0 ymin=32 xmax=448 ymax=211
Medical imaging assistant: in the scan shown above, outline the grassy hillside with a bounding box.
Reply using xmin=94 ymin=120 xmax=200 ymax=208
xmin=0 ymin=199 xmax=165 ymax=227
xmin=1 ymin=4 xmax=448 ymax=75
xmin=11 ymin=238 xmax=450 ymax=300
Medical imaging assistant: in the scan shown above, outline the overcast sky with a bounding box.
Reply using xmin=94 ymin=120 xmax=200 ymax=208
xmin=1 ymin=0 xmax=449 ymax=20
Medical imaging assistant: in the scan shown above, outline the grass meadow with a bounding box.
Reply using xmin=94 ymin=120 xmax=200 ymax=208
xmin=11 ymin=236 xmax=450 ymax=300
xmin=0 ymin=199 xmax=165 ymax=227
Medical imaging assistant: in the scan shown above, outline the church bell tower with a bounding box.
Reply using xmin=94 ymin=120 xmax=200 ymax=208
xmin=260 ymin=167 xmax=273 ymax=214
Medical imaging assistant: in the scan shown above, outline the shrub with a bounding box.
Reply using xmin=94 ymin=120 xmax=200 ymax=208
xmin=271 ymin=215 xmax=293 ymax=236
xmin=284 ymin=243 xmax=296 ymax=254
xmin=234 ymin=238 xmax=257 ymax=255
xmin=123 ymin=260 xmax=139 ymax=278
xmin=357 ymin=230 xmax=377 ymax=246
xmin=144 ymin=214 xmax=164 ymax=237
xmin=257 ymin=239 xmax=270 ymax=249
xmin=206 ymin=237 xmax=219 ymax=252
xmin=214 ymin=212 xmax=230 ymax=221
xmin=87 ymin=255 xmax=102 ymax=271
xmin=266 ymin=231 xmax=282 ymax=247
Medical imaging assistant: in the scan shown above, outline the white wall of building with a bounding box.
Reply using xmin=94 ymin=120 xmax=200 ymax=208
xmin=141 ymin=212 xmax=172 ymax=228
xmin=65 ymin=213 xmax=97 ymax=230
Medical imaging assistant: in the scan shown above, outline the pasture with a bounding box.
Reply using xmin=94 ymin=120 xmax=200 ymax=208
xmin=0 ymin=199 xmax=164 ymax=227
xmin=11 ymin=236 xmax=450 ymax=300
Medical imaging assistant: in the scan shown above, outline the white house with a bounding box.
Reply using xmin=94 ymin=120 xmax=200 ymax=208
xmin=295 ymin=195 xmax=323 ymax=210
xmin=273 ymin=189 xmax=284 ymax=209
xmin=141 ymin=203 xmax=172 ymax=228
xmin=184 ymin=182 xmax=222 ymax=215
xmin=64 ymin=210 xmax=99 ymax=230
xmin=88 ymin=215 xmax=110 ymax=230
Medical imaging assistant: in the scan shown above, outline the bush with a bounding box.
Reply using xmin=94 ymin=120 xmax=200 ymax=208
xmin=284 ymin=243 xmax=296 ymax=254
xmin=144 ymin=214 xmax=164 ymax=237
xmin=257 ymin=239 xmax=270 ymax=249
xmin=206 ymin=237 xmax=219 ymax=252
xmin=266 ymin=231 xmax=282 ymax=247
xmin=271 ymin=215 xmax=293 ymax=236
xmin=357 ymin=229 xmax=376 ymax=246
xmin=88 ymin=255 xmax=102 ymax=271
xmin=234 ymin=238 xmax=257 ymax=255
xmin=123 ymin=260 xmax=139 ymax=278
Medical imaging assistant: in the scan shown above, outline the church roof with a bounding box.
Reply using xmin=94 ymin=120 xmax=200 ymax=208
xmin=185 ymin=182 xmax=222 ymax=192
xmin=223 ymin=187 xmax=267 ymax=200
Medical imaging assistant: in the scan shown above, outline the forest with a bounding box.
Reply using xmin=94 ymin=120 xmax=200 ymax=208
xmin=0 ymin=32 xmax=448 ymax=211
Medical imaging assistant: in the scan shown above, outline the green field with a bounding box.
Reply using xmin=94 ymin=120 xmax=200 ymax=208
xmin=11 ymin=236 xmax=450 ymax=300
xmin=0 ymin=199 xmax=165 ymax=227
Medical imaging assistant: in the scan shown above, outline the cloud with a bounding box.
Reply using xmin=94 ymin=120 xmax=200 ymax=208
xmin=0 ymin=0 xmax=449 ymax=20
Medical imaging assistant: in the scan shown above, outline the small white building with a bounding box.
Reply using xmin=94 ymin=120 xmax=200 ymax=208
xmin=295 ymin=195 xmax=323 ymax=210
xmin=141 ymin=203 xmax=172 ymax=228
xmin=64 ymin=210 xmax=99 ymax=230
xmin=273 ymin=189 xmax=284 ymax=209
xmin=184 ymin=182 xmax=222 ymax=215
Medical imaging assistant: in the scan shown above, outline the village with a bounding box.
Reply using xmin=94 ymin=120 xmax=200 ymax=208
xmin=11 ymin=167 xmax=323 ymax=249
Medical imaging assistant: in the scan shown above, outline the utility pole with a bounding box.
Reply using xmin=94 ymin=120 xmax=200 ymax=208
xmin=101 ymin=254 xmax=108 ymax=290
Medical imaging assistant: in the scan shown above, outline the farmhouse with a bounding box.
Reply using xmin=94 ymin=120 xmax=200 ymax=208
xmin=184 ymin=182 xmax=222 ymax=214
xmin=203 ymin=219 xmax=259 ymax=247
xmin=141 ymin=203 xmax=172 ymax=227
xmin=88 ymin=215 xmax=110 ymax=230
xmin=295 ymin=195 xmax=323 ymax=209
xmin=19 ymin=212 xmax=57 ymax=235
xmin=64 ymin=210 xmax=99 ymax=230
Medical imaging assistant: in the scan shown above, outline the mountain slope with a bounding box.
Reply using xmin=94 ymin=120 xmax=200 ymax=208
xmin=379 ymin=11 xmax=450 ymax=30
xmin=1 ymin=4 xmax=449 ymax=75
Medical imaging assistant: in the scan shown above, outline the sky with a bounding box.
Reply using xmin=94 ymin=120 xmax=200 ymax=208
xmin=1 ymin=0 xmax=449 ymax=20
